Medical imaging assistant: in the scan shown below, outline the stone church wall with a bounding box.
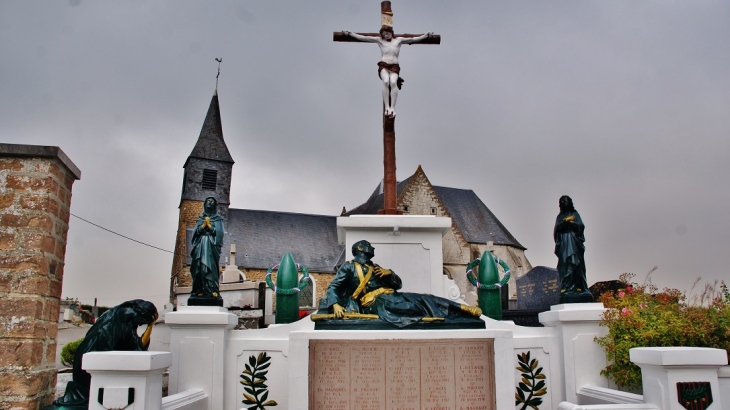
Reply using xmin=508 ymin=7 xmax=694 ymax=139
xmin=397 ymin=169 xmax=470 ymax=265
xmin=171 ymin=200 xmax=202 ymax=290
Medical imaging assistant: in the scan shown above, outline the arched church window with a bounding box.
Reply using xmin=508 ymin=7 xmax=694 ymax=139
xmin=298 ymin=274 xmax=316 ymax=308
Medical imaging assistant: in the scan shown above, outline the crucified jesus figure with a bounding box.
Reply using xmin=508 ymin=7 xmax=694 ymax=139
xmin=342 ymin=27 xmax=433 ymax=118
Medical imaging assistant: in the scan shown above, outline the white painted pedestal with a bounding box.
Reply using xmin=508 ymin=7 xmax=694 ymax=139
xmin=83 ymin=351 xmax=171 ymax=410
xmin=630 ymin=347 xmax=728 ymax=410
xmin=539 ymin=303 xmax=609 ymax=405
xmin=165 ymin=306 xmax=237 ymax=410
xmin=337 ymin=215 xmax=461 ymax=300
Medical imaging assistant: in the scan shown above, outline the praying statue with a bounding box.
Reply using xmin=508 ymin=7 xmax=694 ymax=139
xmin=317 ymin=240 xmax=482 ymax=328
xmin=341 ymin=27 xmax=433 ymax=118
xmin=48 ymin=300 xmax=158 ymax=410
xmin=554 ymin=196 xmax=593 ymax=303
xmin=189 ymin=196 xmax=224 ymax=305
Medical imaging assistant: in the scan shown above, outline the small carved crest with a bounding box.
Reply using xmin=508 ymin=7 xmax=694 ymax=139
xmin=677 ymin=381 xmax=713 ymax=410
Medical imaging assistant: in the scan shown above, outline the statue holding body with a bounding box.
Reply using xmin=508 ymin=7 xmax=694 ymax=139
xmin=316 ymin=240 xmax=482 ymax=328
xmin=189 ymin=196 xmax=224 ymax=305
xmin=554 ymin=196 xmax=593 ymax=303
xmin=341 ymin=27 xmax=433 ymax=118
xmin=47 ymin=300 xmax=158 ymax=410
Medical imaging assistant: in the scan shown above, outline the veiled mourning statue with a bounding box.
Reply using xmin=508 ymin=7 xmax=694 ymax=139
xmin=188 ymin=196 xmax=224 ymax=306
xmin=46 ymin=299 xmax=158 ymax=410
xmin=554 ymin=196 xmax=593 ymax=303
xmin=316 ymin=240 xmax=483 ymax=329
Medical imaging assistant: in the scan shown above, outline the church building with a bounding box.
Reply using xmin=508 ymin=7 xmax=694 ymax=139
xmin=170 ymin=91 xmax=532 ymax=309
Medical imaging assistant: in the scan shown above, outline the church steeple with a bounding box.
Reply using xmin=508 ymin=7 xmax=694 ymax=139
xmin=181 ymin=90 xmax=234 ymax=208
xmin=185 ymin=90 xmax=234 ymax=166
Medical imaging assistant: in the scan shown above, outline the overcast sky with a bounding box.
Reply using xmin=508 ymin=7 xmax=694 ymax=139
xmin=2 ymin=1 xmax=729 ymax=310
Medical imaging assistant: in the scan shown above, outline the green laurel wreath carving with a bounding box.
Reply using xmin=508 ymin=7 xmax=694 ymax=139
xmin=240 ymin=352 xmax=278 ymax=409
xmin=265 ymin=263 xmax=310 ymax=295
xmin=465 ymin=257 xmax=511 ymax=290
xmin=515 ymin=351 xmax=547 ymax=410
xmin=680 ymin=385 xmax=708 ymax=401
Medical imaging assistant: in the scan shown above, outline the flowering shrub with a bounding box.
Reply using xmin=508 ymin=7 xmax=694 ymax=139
xmin=595 ymin=273 xmax=730 ymax=390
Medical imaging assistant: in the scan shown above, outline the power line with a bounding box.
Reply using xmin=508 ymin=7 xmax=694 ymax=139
xmin=70 ymin=213 xmax=180 ymax=255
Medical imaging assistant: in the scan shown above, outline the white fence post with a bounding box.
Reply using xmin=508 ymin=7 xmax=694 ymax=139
xmin=539 ymin=303 xmax=608 ymax=404
xmin=165 ymin=306 xmax=237 ymax=410
xmin=630 ymin=347 xmax=727 ymax=410
xmin=83 ymin=351 xmax=171 ymax=410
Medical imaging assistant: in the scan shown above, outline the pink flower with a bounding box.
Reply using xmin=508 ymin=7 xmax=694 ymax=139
xmin=626 ymin=285 xmax=635 ymax=294
xmin=618 ymin=291 xmax=626 ymax=297
xmin=639 ymin=302 xmax=647 ymax=309
xmin=621 ymin=307 xmax=633 ymax=316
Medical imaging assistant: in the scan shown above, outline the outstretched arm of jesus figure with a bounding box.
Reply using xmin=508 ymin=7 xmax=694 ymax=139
xmin=401 ymin=32 xmax=434 ymax=44
xmin=342 ymin=30 xmax=380 ymax=43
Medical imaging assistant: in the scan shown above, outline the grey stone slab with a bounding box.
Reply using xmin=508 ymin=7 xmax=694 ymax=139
xmin=516 ymin=266 xmax=560 ymax=310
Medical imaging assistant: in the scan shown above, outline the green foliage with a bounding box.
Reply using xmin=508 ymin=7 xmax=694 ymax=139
xmin=596 ymin=274 xmax=730 ymax=390
xmin=60 ymin=338 xmax=84 ymax=367
xmin=515 ymin=351 xmax=547 ymax=410
xmin=240 ymin=352 xmax=278 ymax=409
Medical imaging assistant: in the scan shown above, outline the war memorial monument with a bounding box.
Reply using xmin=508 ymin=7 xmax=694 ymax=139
xmin=42 ymin=3 xmax=728 ymax=410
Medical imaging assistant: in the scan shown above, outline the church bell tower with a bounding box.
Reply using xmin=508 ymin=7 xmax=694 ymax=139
xmin=170 ymin=90 xmax=234 ymax=301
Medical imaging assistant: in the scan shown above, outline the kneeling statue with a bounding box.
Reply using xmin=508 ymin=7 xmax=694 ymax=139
xmin=316 ymin=240 xmax=482 ymax=328
xmin=47 ymin=299 xmax=158 ymax=410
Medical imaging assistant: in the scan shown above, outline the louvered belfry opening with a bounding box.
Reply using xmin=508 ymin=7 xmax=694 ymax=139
xmin=202 ymin=168 xmax=218 ymax=191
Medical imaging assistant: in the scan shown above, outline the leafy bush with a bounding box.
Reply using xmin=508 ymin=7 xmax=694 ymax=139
xmin=595 ymin=274 xmax=730 ymax=390
xmin=60 ymin=338 xmax=84 ymax=367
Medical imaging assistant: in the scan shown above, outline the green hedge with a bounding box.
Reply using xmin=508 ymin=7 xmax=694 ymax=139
xmin=60 ymin=338 xmax=84 ymax=368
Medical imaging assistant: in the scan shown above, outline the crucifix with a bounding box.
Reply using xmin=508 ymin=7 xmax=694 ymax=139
xmin=334 ymin=1 xmax=440 ymax=215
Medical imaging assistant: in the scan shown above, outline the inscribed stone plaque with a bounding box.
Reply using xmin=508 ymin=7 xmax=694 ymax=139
xmin=516 ymin=266 xmax=559 ymax=310
xmin=309 ymin=339 xmax=495 ymax=410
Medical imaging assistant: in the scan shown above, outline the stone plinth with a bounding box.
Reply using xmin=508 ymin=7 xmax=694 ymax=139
xmin=289 ymin=328 xmax=514 ymax=410
xmin=630 ymin=347 xmax=727 ymax=410
xmin=336 ymin=215 xmax=461 ymax=300
xmin=0 ymin=144 xmax=80 ymax=409
xmin=83 ymin=351 xmax=171 ymax=410
xmin=165 ymin=306 xmax=237 ymax=410
xmin=539 ymin=303 xmax=608 ymax=405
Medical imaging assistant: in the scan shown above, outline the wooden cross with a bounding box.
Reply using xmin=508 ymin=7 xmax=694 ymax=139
xmin=334 ymin=1 xmax=440 ymax=215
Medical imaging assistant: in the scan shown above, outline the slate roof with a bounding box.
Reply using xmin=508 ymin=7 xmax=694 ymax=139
xmin=184 ymin=91 xmax=234 ymax=166
xmin=346 ymin=179 xmax=525 ymax=250
xmin=434 ymin=186 xmax=525 ymax=249
xmin=221 ymin=209 xmax=344 ymax=272
xmin=344 ymin=177 xmax=412 ymax=215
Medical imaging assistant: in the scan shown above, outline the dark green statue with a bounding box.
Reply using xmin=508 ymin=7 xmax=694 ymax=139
xmin=554 ymin=196 xmax=593 ymax=303
xmin=189 ymin=196 xmax=224 ymax=306
xmin=316 ymin=240 xmax=482 ymax=328
xmin=46 ymin=300 xmax=158 ymax=410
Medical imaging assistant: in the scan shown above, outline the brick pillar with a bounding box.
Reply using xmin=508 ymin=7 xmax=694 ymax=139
xmin=0 ymin=144 xmax=80 ymax=409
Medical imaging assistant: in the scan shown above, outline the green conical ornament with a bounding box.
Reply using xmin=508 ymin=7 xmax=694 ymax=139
xmin=477 ymin=251 xmax=502 ymax=320
xmin=275 ymin=253 xmax=300 ymax=324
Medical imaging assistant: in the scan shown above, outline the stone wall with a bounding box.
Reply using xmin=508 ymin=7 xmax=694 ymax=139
xmin=397 ymin=167 xmax=470 ymax=265
xmin=244 ymin=268 xmax=333 ymax=310
xmin=170 ymin=200 xmax=203 ymax=293
xmin=0 ymin=144 xmax=80 ymax=409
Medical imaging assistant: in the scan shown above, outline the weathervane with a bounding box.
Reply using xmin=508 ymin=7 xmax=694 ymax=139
xmin=215 ymin=58 xmax=222 ymax=90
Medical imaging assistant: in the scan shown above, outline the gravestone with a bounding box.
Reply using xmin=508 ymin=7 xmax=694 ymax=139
xmin=516 ymin=266 xmax=559 ymax=310
xmin=309 ymin=339 xmax=495 ymax=410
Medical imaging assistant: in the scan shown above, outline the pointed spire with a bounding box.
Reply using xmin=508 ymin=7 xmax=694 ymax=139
xmin=186 ymin=91 xmax=234 ymax=165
